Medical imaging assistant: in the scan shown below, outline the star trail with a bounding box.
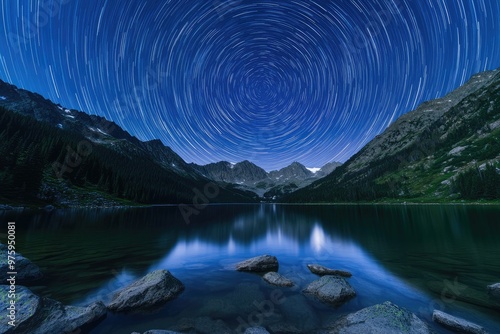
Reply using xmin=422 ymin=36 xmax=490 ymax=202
xmin=1 ymin=0 xmax=499 ymax=170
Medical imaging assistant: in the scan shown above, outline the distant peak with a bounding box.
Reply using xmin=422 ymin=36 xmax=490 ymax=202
xmin=238 ymin=160 xmax=257 ymax=166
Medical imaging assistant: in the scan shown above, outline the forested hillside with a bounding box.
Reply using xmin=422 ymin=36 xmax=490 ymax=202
xmin=285 ymin=69 xmax=500 ymax=203
xmin=0 ymin=107 xmax=255 ymax=206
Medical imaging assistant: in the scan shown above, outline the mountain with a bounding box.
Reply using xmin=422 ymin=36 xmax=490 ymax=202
xmin=190 ymin=160 xmax=268 ymax=184
xmin=269 ymin=162 xmax=313 ymax=180
xmin=0 ymin=79 xmax=196 ymax=176
xmin=285 ymin=69 xmax=500 ymax=203
xmin=191 ymin=160 xmax=341 ymax=198
xmin=0 ymin=79 xmax=257 ymax=207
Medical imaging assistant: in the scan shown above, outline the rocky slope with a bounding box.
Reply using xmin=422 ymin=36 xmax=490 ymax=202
xmin=345 ymin=70 xmax=500 ymax=175
xmin=286 ymin=68 xmax=500 ymax=202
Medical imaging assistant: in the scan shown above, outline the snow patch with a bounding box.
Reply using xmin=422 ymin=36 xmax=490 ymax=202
xmin=57 ymin=124 xmax=63 ymax=129
xmin=58 ymin=106 xmax=63 ymax=110
xmin=0 ymin=96 xmax=6 ymax=100
xmin=64 ymin=109 xmax=71 ymax=114
xmin=89 ymin=127 xmax=108 ymax=135
xmin=307 ymin=167 xmax=321 ymax=173
xmin=441 ymin=179 xmax=452 ymax=185
xmin=448 ymin=146 xmax=467 ymax=156
xmin=64 ymin=114 xmax=75 ymax=118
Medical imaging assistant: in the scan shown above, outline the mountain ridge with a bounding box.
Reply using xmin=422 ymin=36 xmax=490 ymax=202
xmin=0 ymin=79 xmax=260 ymax=206
xmin=0 ymin=78 xmax=336 ymax=176
xmin=190 ymin=160 xmax=342 ymax=198
xmin=285 ymin=68 xmax=500 ymax=202
xmin=345 ymin=69 xmax=500 ymax=175
xmin=0 ymin=77 xmax=335 ymax=205
xmin=2 ymin=65 xmax=499 ymax=206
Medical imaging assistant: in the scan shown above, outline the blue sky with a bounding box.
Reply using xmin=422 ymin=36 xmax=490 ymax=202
xmin=1 ymin=0 xmax=500 ymax=170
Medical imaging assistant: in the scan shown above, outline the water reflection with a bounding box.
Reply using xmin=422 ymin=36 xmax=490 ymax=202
xmin=2 ymin=204 xmax=499 ymax=333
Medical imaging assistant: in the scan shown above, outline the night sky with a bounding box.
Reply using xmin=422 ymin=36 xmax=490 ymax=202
xmin=1 ymin=1 xmax=500 ymax=171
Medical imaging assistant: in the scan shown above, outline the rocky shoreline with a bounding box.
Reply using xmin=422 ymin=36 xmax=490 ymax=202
xmin=0 ymin=251 xmax=495 ymax=333
xmin=0 ymin=203 xmax=143 ymax=211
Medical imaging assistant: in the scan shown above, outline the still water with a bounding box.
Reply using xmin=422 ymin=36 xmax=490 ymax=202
xmin=2 ymin=204 xmax=500 ymax=333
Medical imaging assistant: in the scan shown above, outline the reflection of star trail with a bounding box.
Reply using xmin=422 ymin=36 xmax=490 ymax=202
xmin=0 ymin=0 xmax=499 ymax=170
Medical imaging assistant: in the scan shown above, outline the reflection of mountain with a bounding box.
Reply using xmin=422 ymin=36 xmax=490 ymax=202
xmin=6 ymin=207 xmax=190 ymax=303
xmin=182 ymin=204 xmax=500 ymax=312
xmin=9 ymin=204 xmax=500 ymax=315
xmin=278 ymin=205 xmax=500 ymax=312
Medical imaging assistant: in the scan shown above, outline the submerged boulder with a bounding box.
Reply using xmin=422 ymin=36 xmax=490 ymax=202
xmin=198 ymin=282 xmax=265 ymax=319
xmin=107 ymin=270 xmax=184 ymax=312
xmin=487 ymin=283 xmax=500 ymax=298
xmin=0 ymin=285 xmax=106 ymax=334
xmin=0 ymin=244 xmax=43 ymax=283
xmin=303 ymin=275 xmax=355 ymax=306
xmin=278 ymin=294 xmax=320 ymax=332
xmin=263 ymin=272 xmax=294 ymax=287
xmin=307 ymin=264 xmax=352 ymax=277
xmin=236 ymin=255 xmax=279 ymax=272
xmin=432 ymin=310 xmax=487 ymax=334
xmin=329 ymin=301 xmax=431 ymax=334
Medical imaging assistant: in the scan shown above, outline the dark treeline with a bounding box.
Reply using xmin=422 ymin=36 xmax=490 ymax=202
xmin=0 ymin=107 xmax=253 ymax=205
xmin=453 ymin=164 xmax=500 ymax=200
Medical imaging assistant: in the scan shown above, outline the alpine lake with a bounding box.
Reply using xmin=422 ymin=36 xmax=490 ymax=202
xmin=2 ymin=204 xmax=500 ymax=333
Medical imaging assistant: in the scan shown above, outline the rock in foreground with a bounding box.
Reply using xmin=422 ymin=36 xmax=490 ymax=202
xmin=303 ymin=275 xmax=355 ymax=305
xmin=107 ymin=270 xmax=184 ymax=312
xmin=236 ymin=255 xmax=278 ymax=272
xmin=263 ymin=272 xmax=294 ymax=287
xmin=487 ymin=283 xmax=500 ymax=298
xmin=432 ymin=310 xmax=487 ymax=334
xmin=0 ymin=285 xmax=106 ymax=334
xmin=0 ymin=243 xmax=43 ymax=283
xmin=307 ymin=264 xmax=352 ymax=277
xmin=330 ymin=301 xmax=431 ymax=334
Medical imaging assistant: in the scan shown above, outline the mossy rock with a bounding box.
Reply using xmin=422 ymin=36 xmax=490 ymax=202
xmin=329 ymin=301 xmax=431 ymax=334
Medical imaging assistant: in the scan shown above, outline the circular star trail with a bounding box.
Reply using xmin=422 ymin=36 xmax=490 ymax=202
xmin=1 ymin=0 xmax=500 ymax=170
